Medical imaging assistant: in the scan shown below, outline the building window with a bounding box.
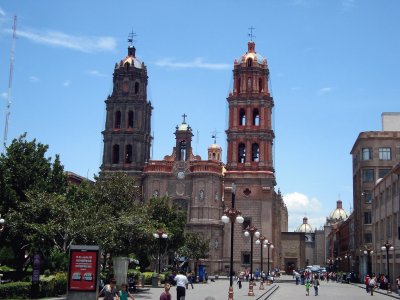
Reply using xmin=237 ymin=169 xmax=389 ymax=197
xmin=247 ymin=78 xmax=252 ymax=91
xmin=237 ymin=78 xmax=241 ymax=93
xmin=362 ymin=169 xmax=374 ymax=182
xmin=258 ymin=78 xmax=263 ymax=93
xmin=112 ymin=144 xmax=120 ymax=164
xmin=364 ymin=212 xmax=372 ymax=224
xmin=379 ymin=169 xmax=390 ymax=179
xmin=247 ymin=58 xmax=252 ymax=67
xmin=362 ymin=148 xmax=372 ymax=160
xmin=124 ymin=62 xmax=130 ymax=71
xmin=134 ymin=82 xmax=140 ymax=94
xmin=364 ymin=233 xmax=372 ymax=244
xmin=242 ymin=252 xmax=251 ymax=265
xmin=379 ymin=147 xmax=391 ymax=160
xmin=179 ymin=140 xmax=187 ymax=161
xmin=242 ymin=217 xmax=251 ymax=230
xmin=128 ymin=111 xmax=134 ymax=128
xmin=387 ymin=217 xmax=392 ymax=238
xmin=251 ymin=143 xmax=259 ymax=162
xmin=239 ymin=109 xmax=246 ymax=126
xmin=125 ymin=144 xmax=132 ymax=163
xmin=363 ymin=191 xmax=372 ymax=203
xmin=114 ymin=111 xmax=121 ymax=129
xmin=253 ymin=109 xmax=260 ymax=126
xmin=238 ymin=143 xmax=246 ymax=163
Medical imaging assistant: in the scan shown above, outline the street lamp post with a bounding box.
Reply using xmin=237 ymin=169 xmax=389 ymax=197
xmin=336 ymin=257 xmax=342 ymax=272
xmin=255 ymin=236 xmax=267 ymax=290
xmin=344 ymin=254 xmax=352 ymax=272
xmin=221 ymin=183 xmax=244 ymax=300
xmin=381 ymin=241 xmax=394 ymax=293
xmin=153 ymin=229 xmax=168 ymax=285
xmin=0 ymin=215 xmax=5 ymax=234
xmin=265 ymin=240 xmax=274 ymax=285
xmin=362 ymin=247 xmax=373 ymax=277
xmin=244 ymin=226 xmax=260 ymax=296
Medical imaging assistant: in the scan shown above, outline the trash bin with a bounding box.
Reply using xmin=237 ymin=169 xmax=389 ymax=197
xmin=152 ymin=274 xmax=159 ymax=287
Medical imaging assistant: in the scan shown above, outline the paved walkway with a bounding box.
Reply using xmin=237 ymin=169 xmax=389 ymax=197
xmin=41 ymin=275 xmax=400 ymax=299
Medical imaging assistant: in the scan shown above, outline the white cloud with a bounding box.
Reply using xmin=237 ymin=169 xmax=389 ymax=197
xmin=155 ymin=57 xmax=230 ymax=70
xmin=1 ymin=92 xmax=7 ymax=99
xmin=283 ymin=192 xmax=324 ymax=231
xmin=29 ymin=76 xmax=39 ymax=83
xmin=342 ymin=0 xmax=355 ymax=12
xmin=87 ymin=70 xmax=107 ymax=77
xmin=0 ymin=7 xmax=5 ymax=17
xmin=316 ymin=87 xmax=332 ymax=96
xmin=8 ymin=28 xmax=116 ymax=53
xmin=63 ymin=80 xmax=71 ymax=87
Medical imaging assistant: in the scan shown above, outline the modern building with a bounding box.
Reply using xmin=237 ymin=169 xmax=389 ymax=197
xmin=350 ymin=122 xmax=400 ymax=277
xmin=372 ymin=162 xmax=400 ymax=285
xmin=100 ymin=40 xmax=287 ymax=275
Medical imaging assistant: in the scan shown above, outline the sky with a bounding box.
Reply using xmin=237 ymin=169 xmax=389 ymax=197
xmin=0 ymin=0 xmax=399 ymax=232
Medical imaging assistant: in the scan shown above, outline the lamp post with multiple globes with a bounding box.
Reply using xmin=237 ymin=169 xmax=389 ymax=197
xmin=244 ymin=226 xmax=260 ymax=296
xmin=221 ymin=183 xmax=244 ymax=300
xmin=0 ymin=215 xmax=5 ymax=234
xmin=344 ymin=253 xmax=352 ymax=272
xmin=362 ymin=247 xmax=373 ymax=277
xmin=153 ymin=229 xmax=168 ymax=283
xmin=255 ymin=235 xmax=267 ymax=290
xmin=265 ymin=240 xmax=274 ymax=284
xmin=381 ymin=241 xmax=394 ymax=293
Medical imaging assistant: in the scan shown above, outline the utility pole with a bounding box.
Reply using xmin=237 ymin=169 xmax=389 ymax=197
xmin=3 ymin=15 xmax=17 ymax=152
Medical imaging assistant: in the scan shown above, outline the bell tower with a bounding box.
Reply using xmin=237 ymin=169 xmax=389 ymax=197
xmin=226 ymin=40 xmax=274 ymax=173
xmin=223 ymin=39 xmax=278 ymax=273
xmin=101 ymin=42 xmax=152 ymax=176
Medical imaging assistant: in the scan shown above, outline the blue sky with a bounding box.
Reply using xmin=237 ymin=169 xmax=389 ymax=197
xmin=0 ymin=0 xmax=399 ymax=231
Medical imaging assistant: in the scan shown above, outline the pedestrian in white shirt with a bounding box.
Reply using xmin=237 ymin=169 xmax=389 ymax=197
xmin=174 ymin=270 xmax=188 ymax=300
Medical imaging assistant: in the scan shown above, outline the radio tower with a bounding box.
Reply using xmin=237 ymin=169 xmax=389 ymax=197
xmin=3 ymin=15 xmax=17 ymax=151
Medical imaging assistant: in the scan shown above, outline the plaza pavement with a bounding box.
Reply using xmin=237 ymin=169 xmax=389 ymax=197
xmin=42 ymin=275 xmax=400 ymax=300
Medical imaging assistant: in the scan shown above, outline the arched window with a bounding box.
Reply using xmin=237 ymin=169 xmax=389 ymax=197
xmin=258 ymin=78 xmax=263 ymax=93
xmin=179 ymin=140 xmax=187 ymax=161
xmin=247 ymin=78 xmax=252 ymax=91
xmin=134 ymin=82 xmax=139 ymax=94
xmin=237 ymin=78 xmax=241 ymax=93
xmin=124 ymin=62 xmax=130 ymax=71
xmin=238 ymin=143 xmax=246 ymax=163
xmin=247 ymin=58 xmax=252 ymax=67
xmin=239 ymin=109 xmax=246 ymax=126
xmin=112 ymin=144 xmax=120 ymax=164
xmin=128 ymin=111 xmax=134 ymax=128
xmin=253 ymin=109 xmax=260 ymax=126
xmin=252 ymin=143 xmax=260 ymax=162
xmin=125 ymin=144 xmax=132 ymax=163
xmin=114 ymin=111 xmax=121 ymax=129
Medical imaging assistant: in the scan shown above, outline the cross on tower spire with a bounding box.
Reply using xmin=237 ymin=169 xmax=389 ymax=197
xmin=127 ymin=29 xmax=136 ymax=47
xmin=182 ymin=113 xmax=187 ymax=124
xmin=248 ymin=26 xmax=256 ymax=41
xmin=211 ymin=129 xmax=219 ymax=144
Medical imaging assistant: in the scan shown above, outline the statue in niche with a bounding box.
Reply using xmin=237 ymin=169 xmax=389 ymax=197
xmin=199 ymin=189 xmax=205 ymax=201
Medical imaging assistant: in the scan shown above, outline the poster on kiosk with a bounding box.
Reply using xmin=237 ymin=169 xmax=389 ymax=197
xmin=67 ymin=245 xmax=100 ymax=300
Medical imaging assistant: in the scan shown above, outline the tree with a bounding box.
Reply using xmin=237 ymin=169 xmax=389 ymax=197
xmin=0 ymin=134 xmax=68 ymax=279
xmin=178 ymin=232 xmax=210 ymax=276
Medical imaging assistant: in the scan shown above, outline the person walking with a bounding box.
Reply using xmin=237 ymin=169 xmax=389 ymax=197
xmin=99 ymin=278 xmax=119 ymax=300
xmin=237 ymin=273 xmax=242 ymax=289
xmin=396 ymin=275 xmax=400 ymax=296
xmin=369 ymin=274 xmax=376 ymax=296
xmin=187 ymin=272 xmax=194 ymax=289
xmin=365 ymin=274 xmax=370 ymax=294
xmin=118 ymin=283 xmax=135 ymax=300
xmin=305 ymin=279 xmax=310 ymax=296
xmin=174 ymin=270 xmax=188 ymax=300
xmin=160 ymin=282 xmax=172 ymax=300
xmin=313 ymin=276 xmax=320 ymax=296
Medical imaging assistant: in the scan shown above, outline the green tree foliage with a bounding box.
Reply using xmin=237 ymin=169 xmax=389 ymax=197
xmin=178 ymin=232 xmax=210 ymax=275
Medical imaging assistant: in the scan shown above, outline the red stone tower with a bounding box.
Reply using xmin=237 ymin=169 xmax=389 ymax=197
xmin=223 ymin=40 xmax=278 ymax=272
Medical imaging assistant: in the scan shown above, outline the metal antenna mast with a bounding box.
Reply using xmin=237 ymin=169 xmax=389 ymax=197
xmin=3 ymin=15 xmax=17 ymax=151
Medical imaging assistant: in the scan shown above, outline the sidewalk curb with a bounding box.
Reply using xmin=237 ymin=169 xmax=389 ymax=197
xmin=350 ymin=283 xmax=400 ymax=298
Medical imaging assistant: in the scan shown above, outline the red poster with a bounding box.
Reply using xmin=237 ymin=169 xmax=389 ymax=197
xmin=68 ymin=249 xmax=98 ymax=291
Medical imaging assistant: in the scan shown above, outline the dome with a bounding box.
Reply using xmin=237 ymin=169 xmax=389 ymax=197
xmin=237 ymin=41 xmax=267 ymax=65
xmin=208 ymin=143 xmax=222 ymax=150
xmin=178 ymin=122 xmax=189 ymax=131
xmin=296 ymin=217 xmax=313 ymax=233
xmin=328 ymin=200 xmax=348 ymax=222
xmin=120 ymin=55 xmax=143 ymax=69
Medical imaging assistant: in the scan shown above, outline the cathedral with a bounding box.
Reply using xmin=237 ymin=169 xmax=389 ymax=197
xmin=100 ymin=39 xmax=287 ymax=275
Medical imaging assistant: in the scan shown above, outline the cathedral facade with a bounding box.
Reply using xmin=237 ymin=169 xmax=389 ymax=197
xmin=101 ymin=40 xmax=287 ymax=274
